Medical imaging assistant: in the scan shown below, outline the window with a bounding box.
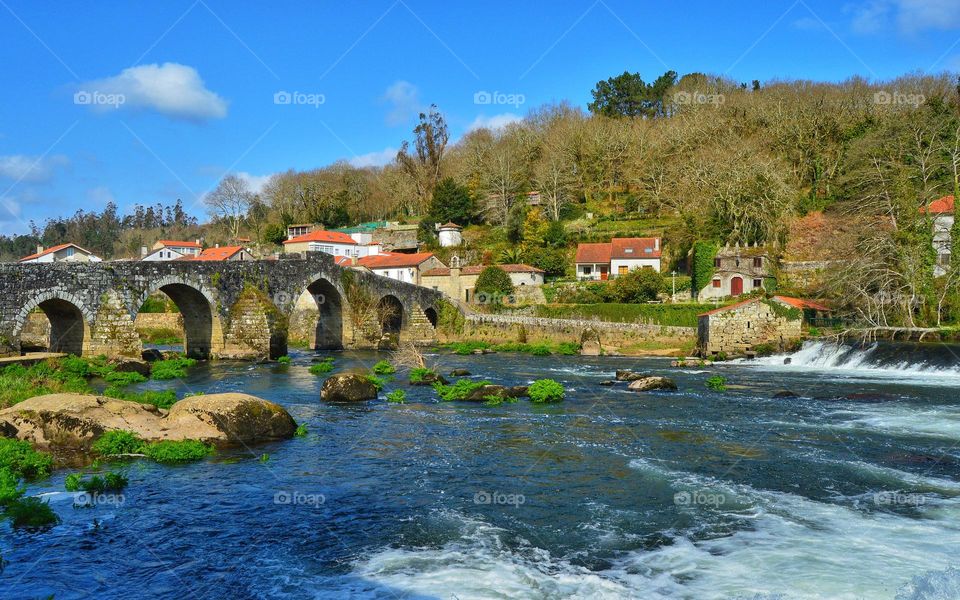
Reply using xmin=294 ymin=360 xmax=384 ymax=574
xmin=714 ymin=258 xmax=721 ymax=268
xmin=712 ymin=279 xmax=721 ymax=288
xmin=753 ymin=257 xmax=762 ymax=268
xmin=753 ymin=279 xmax=763 ymax=288
xmin=618 ymin=265 xmax=629 ymax=275
xmin=582 ymin=266 xmax=592 ymax=275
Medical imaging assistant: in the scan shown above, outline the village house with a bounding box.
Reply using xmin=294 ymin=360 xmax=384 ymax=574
xmin=187 ymin=245 xmax=252 ymax=262
xmin=282 ymin=230 xmax=382 ymax=258
xmin=920 ymin=194 xmax=954 ymax=276
xmin=345 ymin=252 xmax=444 ymax=285
xmin=286 ymin=223 xmax=318 ymax=239
xmin=141 ymin=240 xmax=202 ymax=262
xmin=698 ymin=243 xmax=773 ymax=300
xmin=19 ymin=243 xmax=102 ymax=264
xmin=697 ymin=296 xmax=805 ymax=357
xmin=421 ymin=259 xmax=545 ymax=303
xmin=437 ymin=222 xmax=463 ymax=247
xmin=575 ymin=237 xmax=662 ymax=280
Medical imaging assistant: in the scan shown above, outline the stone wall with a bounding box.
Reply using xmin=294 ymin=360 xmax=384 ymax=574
xmin=697 ymin=299 xmax=801 ymax=356
xmin=459 ymin=313 xmax=694 ymax=350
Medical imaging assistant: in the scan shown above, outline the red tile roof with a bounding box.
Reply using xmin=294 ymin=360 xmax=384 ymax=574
xmin=283 ymin=230 xmax=357 ymax=245
xmin=157 ymin=240 xmax=201 ymax=248
xmin=773 ymin=295 xmax=831 ymax=312
xmin=611 ymin=237 xmax=661 ymax=259
xmin=439 ymin=222 xmax=462 ymax=229
xmin=188 ymin=246 xmax=245 ymax=261
xmin=422 ymin=263 xmax=544 ymax=277
xmin=920 ymin=195 xmax=955 ymax=215
xmin=357 ymin=252 xmax=436 ymax=269
xmin=575 ymin=243 xmax=612 ymax=264
xmin=19 ymin=243 xmax=95 ymax=262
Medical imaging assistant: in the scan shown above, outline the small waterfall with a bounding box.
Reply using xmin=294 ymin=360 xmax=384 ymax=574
xmin=747 ymin=340 xmax=960 ymax=377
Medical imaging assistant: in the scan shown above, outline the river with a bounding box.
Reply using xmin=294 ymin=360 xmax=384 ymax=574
xmin=3 ymin=341 xmax=960 ymax=599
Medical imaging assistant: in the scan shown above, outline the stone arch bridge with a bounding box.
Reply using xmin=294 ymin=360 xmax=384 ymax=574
xmin=0 ymin=253 xmax=445 ymax=360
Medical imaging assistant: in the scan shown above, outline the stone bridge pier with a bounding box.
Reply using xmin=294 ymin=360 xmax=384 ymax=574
xmin=0 ymin=253 xmax=446 ymax=360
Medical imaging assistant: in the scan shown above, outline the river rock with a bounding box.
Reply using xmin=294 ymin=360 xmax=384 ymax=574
xmin=320 ymin=372 xmax=378 ymax=402
xmin=463 ymin=385 xmax=529 ymax=402
xmin=110 ymin=357 xmax=152 ymax=377
xmin=627 ymin=376 xmax=678 ymax=392
xmin=580 ymin=341 xmax=601 ymax=356
xmin=449 ymin=369 xmax=472 ymax=377
xmin=141 ymin=349 xmax=164 ymax=362
xmin=616 ymin=370 xmax=652 ymax=381
xmin=410 ymin=372 xmax=449 ymax=385
xmin=599 ymin=380 xmax=615 ymax=386
xmin=0 ymin=393 xmax=297 ymax=452
xmin=772 ymin=390 xmax=799 ymax=398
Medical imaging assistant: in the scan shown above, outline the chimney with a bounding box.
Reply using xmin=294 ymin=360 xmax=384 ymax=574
xmin=140 ymin=246 xmax=148 ymax=257
xmin=215 ymin=243 xmax=220 ymax=248
xmin=36 ymin=244 xmax=43 ymax=255
xmin=195 ymin=239 xmax=201 ymax=246
xmin=654 ymin=238 xmax=660 ymax=251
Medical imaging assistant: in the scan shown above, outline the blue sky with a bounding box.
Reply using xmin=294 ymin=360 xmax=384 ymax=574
xmin=1 ymin=0 xmax=959 ymax=235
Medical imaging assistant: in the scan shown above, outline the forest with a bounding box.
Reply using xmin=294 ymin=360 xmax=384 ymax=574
xmin=6 ymin=70 xmax=960 ymax=328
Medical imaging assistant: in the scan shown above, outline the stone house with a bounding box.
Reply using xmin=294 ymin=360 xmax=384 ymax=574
xmin=697 ymin=296 xmax=802 ymax=357
xmin=698 ymin=243 xmax=772 ymax=300
xmin=19 ymin=243 xmax=102 ymax=264
xmin=421 ymin=260 xmax=545 ymax=303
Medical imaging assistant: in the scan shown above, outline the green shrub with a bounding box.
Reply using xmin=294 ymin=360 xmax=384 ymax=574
xmin=706 ymin=375 xmax=727 ymax=391
xmin=3 ymin=496 xmax=59 ymax=529
xmin=104 ymin=370 xmax=148 ymax=386
xmin=367 ymin=375 xmax=387 ymax=391
xmin=66 ymin=472 xmax=128 ymax=494
xmin=446 ymin=341 xmax=491 ymax=355
xmin=0 ymin=438 xmax=54 ymax=480
xmin=386 ymin=389 xmax=406 ymax=404
xmin=409 ymin=367 xmax=437 ymax=383
xmin=142 ymin=440 xmax=213 ymax=463
xmin=691 ymin=241 xmax=718 ymax=299
xmin=150 ymin=357 xmax=197 ymax=380
xmin=92 ymin=430 xmax=146 ymax=456
xmin=372 ymin=360 xmax=396 ymax=375
xmin=475 ymin=266 xmax=514 ymax=297
xmin=610 ymin=268 xmax=663 ymax=303
xmin=294 ymin=424 xmax=308 ymax=437
xmin=555 ymin=342 xmax=580 ymax=356
xmin=0 ymin=468 xmax=24 ymax=505
xmin=433 ymin=379 xmax=491 ymax=402
xmin=277 ymin=356 xmax=292 ymax=364
xmin=528 ymin=379 xmax=565 ymax=403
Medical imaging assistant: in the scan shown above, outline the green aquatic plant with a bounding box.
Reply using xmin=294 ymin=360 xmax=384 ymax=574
xmin=142 ymin=440 xmax=214 ymax=463
xmin=309 ymin=357 xmax=336 ymax=375
xmin=386 ymin=389 xmax=406 ymax=404
xmin=433 ymin=379 xmax=492 ymax=402
xmin=528 ymin=379 xmax=565 ymax=404
xmin=0 ymin=438 xmax=53 ymax=480
xmin=103 ymin=370 xmax=148 ymax=386
xmin=372 ymin=360 xmax=396 ymax=375
xmin=277 ymin=356 xmax=292 ymax=364
xmin=367 ymin=375 xmax=387 ymax=391
xmin=65 ymin=472 xmax=128 ymax=493
xmin=706 ymin=375 xmax=727 ymax=391
xmin=92 ymin=430 xmax=146 ymax=456
xmin=3 ymin=496 xmax=59 ymax=529
xmin=294 ymin=424 xmax=308 ymax=437
xmin=150 ymin=357 xmax=197 ymax=380
xmin=409 ymin=367 xmax=437 ymax=383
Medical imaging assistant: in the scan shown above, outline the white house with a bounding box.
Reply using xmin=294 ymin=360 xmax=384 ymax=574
xmin=154 ymin=240 xmax=201 ymax=258
xmin=142 ymin=247 xmax=185 ymax=262
xmin=283 ymin=229 xmax=382 ymax=258
xmin=575 ymin=237 xmax=662 ymax=280
xmin=921 ymin=195 xmax=955 ymax=276
xmin=437 ymin=222 xmax=463 ymax=247
xmin=355 ymin=252 xmax=445 ymax=285
xmin=19 ymin=243 xmax=102 ymax=264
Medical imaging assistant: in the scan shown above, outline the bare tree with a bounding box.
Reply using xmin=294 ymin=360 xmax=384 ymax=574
xmin=205 ymin=174 xmax=254 ymax=240
xmin=396 ymin=105 xmax=449 ymax=215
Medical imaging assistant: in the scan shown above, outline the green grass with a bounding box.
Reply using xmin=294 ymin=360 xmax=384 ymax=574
xmin=103 ymin=370 xmax=148 ymax=386
xmin=138 ymin=327 xmax=183 ymax=345
xmin=0 ymin=438 xmax=54 ymax=480
xmin=0 ymin=362 xmax=92 ymax=408
xmin=102 ymin=387 xmax=179 ymax=409
xmin=150 ymin=357 xmax=197 ymax=380
xmin=294 ymin=423 xmax=308 ymax=437
xmin=409 ymin=367 xmax=437 ymax=383
xmin=531 ymin=303 xmax=725 ymax=328
xmin=386 ymin=389 xmax=406 ymax=404
xmin=142 ymin=440 xmax=214 ymax=463
xmin=65 ymin=471 xmax=128 ymax=493
xmin=706 ymin=375 xmax=727 ymax=391
xmin=92 ymin=430 xmax=146 ymax=456
xmin=433 ymin=379 xmax=492 ymax=402
xmin=443 ymin=340 xmax=580 ymax=356
xmin=3 ymin=496 xmax=59 ymax=529
xmin=309 ymin=357 xmax=335 ymax=375
xmin=528 ymin=379 xmax=565 ymax=404
xmin=372 ymin=360 xmax=396 ymax=375
xmin=277 ymin=356 xmax=292 ymax=364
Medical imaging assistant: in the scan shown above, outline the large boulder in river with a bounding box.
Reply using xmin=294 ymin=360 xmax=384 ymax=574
xmin=320 ymin=372 xmax=378 ymax=402
xmin=627 ymin=376 xmax=678 ymax=392
xmin=616 ymin=370 xmax=652 ymax=381
xmin=0 ymin=393 xmax=296 ymax=452
xmin=463 ymin=385 xmax=529 ymax=402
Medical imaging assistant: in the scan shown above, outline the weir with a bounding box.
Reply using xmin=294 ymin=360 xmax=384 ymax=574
xmin=0 ymin=253 xmax=445 ymax=360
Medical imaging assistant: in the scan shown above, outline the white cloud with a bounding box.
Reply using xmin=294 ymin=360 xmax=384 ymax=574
xmin=382 ymin=81 xmax=423 ymax=126
xmin=76 ymin=63 xmax=228 ymax=121
xmin=0 ymin=154 xmax=69 ymax=183
xmin=349 ymin=147 xmax=398 ymax=168
xmin=235 ymin=171 xmax=272 ymax=194
xmin=850 ymin=1 xmax=891 ymax=34
xmin=896 ymin=0 xmax=960 ymax=33
xmin=87 ymin=186 xmax=115 ymax=206
xmin=467 ymin=113 xmax=523 ymax=132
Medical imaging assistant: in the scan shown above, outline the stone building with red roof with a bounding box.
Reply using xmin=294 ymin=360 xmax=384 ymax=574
xmin=920 ymin=194 xmax=954 ymax=276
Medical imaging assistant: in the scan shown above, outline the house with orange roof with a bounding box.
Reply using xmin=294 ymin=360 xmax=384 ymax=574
xmin=282 ymin=229 xmax=383 ymax=259
xmin=575 ymin=237 xmax=661 ymax=280
xmin=185 ymin=245 xmax=251 ymax=262
xmin=920 ymin=194 xmax=954 ymax=276
xmin=142 ymin=239 xmax=203 ymax=261
xmin=19 ymin=243 xmax=102 ymax=264
xmin=354 ymin=252 xmax=444 ymax=285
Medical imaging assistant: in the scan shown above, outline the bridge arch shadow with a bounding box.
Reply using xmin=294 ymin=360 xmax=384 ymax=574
xmin=135 ymin=278 xmax=224 ymax=359
xmin=378 ymin=294 xmax=404 ymax=337
xmin=298 ymin=277 xmax=345 ymax=350
xmin=15 ymin=291 xmax=92 ymax=355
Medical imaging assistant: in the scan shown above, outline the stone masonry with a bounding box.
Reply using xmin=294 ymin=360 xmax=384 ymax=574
xmin=0 ymin=252 xmax=444 ymax=360
xmin=697 ymin=298 xmax=801 ymax=356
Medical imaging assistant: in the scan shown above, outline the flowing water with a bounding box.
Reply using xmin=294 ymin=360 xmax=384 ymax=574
xmin=4 ymin=342 xmax=960 ymax=599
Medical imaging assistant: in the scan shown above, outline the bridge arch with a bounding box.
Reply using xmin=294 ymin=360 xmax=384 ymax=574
xmin=377 ymin=294 xmax=405 ymax=336
xmin=289 ymin=275 xmax=348 ymax=350
xmin=134 ymin=276 xmax=224 ymax=359
xmin=423 ymin=305 xmax=439 ymax=329
xmin=14 ymin=290 xmax=93 ymax=355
